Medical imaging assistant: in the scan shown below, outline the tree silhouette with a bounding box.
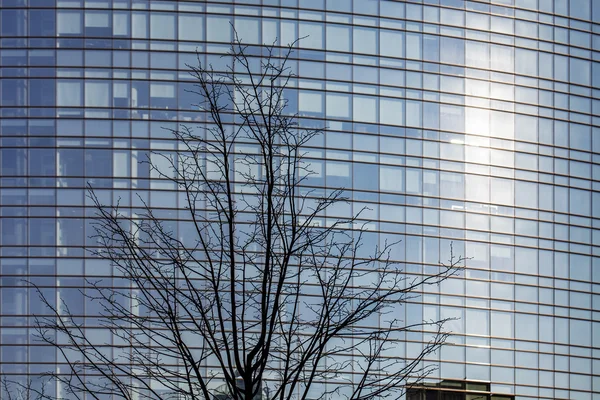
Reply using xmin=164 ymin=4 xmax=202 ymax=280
xmin=30 ymin=37 xmax=465 ymax=400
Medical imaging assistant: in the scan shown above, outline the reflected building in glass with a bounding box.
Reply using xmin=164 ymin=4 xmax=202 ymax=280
xmin=1 ymin=0 xmax=599 ymax=399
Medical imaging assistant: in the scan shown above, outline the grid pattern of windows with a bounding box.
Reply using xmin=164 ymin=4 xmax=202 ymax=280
xmin=1 ymin=0 xmax=600 ymax=399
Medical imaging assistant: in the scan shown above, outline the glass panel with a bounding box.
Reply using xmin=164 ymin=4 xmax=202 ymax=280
xmin=299 ymin=91 xmax=323 ymax=117
xmin=570 ymin=0 xmax=591 ymax=20
xmin=30 ymin=149 xmax=55 ymax=176
xmin=85 ymin=149 xmax=112 ymax=177
xmin=326 ymin=24 xmax=350 ymax=52
xmin=467 ymin=309 xmax=489 ymax=336
xmin=30 ymin=79 xmax=56 ymax=107
xmin=179 ymin=14 xmax=204 ymax=41
xmin=379 ymin=166 xmax=404 ymax=192
xmin=326 ymin=93 xmax=351 ymax=119
xmin=2 ymin=219 xmax=27 ymax=246
xmin=299 ymin=22 xmax=324 ymax=49
xmin=30 ymin=9 xmax=56 ymax=36
xmin=466 ymin=40 xmax=489 ymax=69
xmin=570 ymin=188 xmax=591 ymax=216
xmin=234 ymin=17 xmax=259 ymax=44
xmin=354 ymin=163 xmax=378 ymax=191
xmin=465 ymin=174 xmax=489 ymax=203
xmin=423 ymin=101 xmax=439 ymax=130
xmin=440 ymin=171 xmax=464 ymax=199
xmin=132 ymin=12 xmax=148 ymax=38
xmin=406 ymin=168 xmax=422 ymax=194
xmin=491 ymin=110 xmax=514 ymax=139
xmin=491 ymin=245 xmax=514 ymax=272
xmin=380 ymin=98 xmax=404 ymax=126
xmin=58 ymin=81 xmax=82 ymax=107
xmin=515 ymin=181 xmax=537 ymax=209
xmin=281 ymin=20 xmax=297 ymax=46
xmin=406 ymin=100 xmax=422 ymax=127
xmin=150 ymin=82 xmax=176 ymax=109
xmin=440 ymin=104 xmax=465 ymax=133
xmin=441 ymin=37 xmax=465 ymax=65
xmin=57 ymin=11 xmax=82 ymax=35
xmin=2 ymin=149 xmax=27 ymax=176
xmin=30 ymin=219 xmax=56 ymax=246
xmin=570 ymin=254 xmax=591 ymax=282
xmin=491 ymin=44 xmax=514 ymax=73
xmin=206 ymin=16 xmax=231 ymax=42
xmin=406 ymin=32 xmax=422 ymax=60
xmin=515 ymin=313 xmax=538 ymax=341
xmin=2 ymin=79 xmax=27 ymax=107
xmin=85 ymin=11 xmax=111 ymax=36
xmin=515 ymin=48 xmax=538 ymax=76
xmin=85 ymin=81 xmax=110 ymax=107
xmin=515 ymin=247 xmax=538 ymax=275
xmin=57 ymin=149 xmax=84 ymax=176
xmin=150 ymin=13 xmax=175 ymax=40
xmin=353 ymin=95 xmax=377 ymax=123
xmin=570 ymin=58 xmax=590 ymax=86
xmin=354 ymin=27 xmax=377 ymax=55
xmin=423 ymin=34 xmax=439 ymax=62
xmin=113 ymin=12 xmax=129 ymax=36
xmin=554 ymin=54 xmax=569 ymax=81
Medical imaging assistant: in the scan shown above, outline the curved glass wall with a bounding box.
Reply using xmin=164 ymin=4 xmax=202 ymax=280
xmin=1 ymin=0 xmax=599 ymax=399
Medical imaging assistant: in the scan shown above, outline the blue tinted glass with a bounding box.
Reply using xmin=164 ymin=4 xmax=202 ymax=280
xmin=30 ymin=80 xmax=56 ymax=107
xmin=2 ymin=218 xmax=27 ymax=246
xmin=1 ymin=10 xmax=27 ymax=36
xmin=354 ymin=163 xmax=379 ymax=191
xmin=29 ymin=9 xmax=55 ymax=36
xmin=570 ymin=0 xmax=591 ymax=20
xmin=2 ymin=79 xmax=27 ymax=106
xmin=1 ymin=149 xmax=27 ymax=176
xmin=29 ymin=149 xmax=56 ymax=176
xmin=58 ymin=149 xmax=83 ymax=176
xmin=570 ymin=58 xmax=591 ymax=86
xmin=327 ymin=0 xmax=350 ymax=12
xmin=85 ymin=149 xmax=112 ymax=177
xmin=30 ymin=219 xmax=56 ymax=246
xmin=569 ymin=123 xmax=591 ymax=150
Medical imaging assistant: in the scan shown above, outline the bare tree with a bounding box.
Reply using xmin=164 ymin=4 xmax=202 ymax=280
xmin=31 ymin=38 xmax=466 ymax=400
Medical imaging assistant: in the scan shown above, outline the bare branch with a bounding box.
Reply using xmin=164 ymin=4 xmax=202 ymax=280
xmin=31 ymin=35 xmax=464 ymax=400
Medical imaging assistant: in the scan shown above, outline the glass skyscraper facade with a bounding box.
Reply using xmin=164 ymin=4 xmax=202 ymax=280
xmin=1 ymin=0 xmax=600 ymax=399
